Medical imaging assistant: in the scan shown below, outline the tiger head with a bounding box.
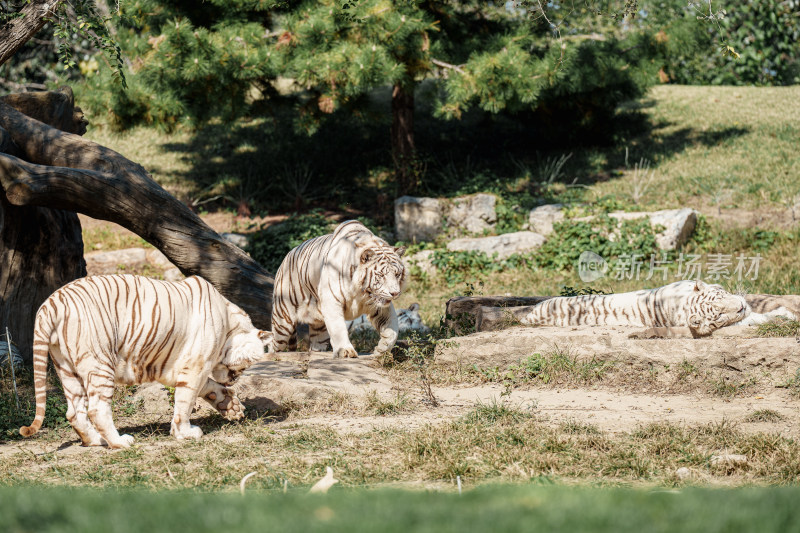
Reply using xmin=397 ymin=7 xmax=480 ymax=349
xmin=685 ymin=280 xmax=749 ymax=337
xmin=398 ymin=303 xmax=430 ymax=334
xmin=353 ymin=242 xmax=407 ymax=308
xmin=215 ymin=308 xmax=273 ymax=385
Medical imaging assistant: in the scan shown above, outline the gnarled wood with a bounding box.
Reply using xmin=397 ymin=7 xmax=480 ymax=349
xmin=0 ymin=87 xmax=275 ymax=362
xmin=0 ymin=1 xmax=64 ymax=68
xmin=0 ymin=186 xmax=85 ymax=362
xmin=445 ymin=295 xmax=554 ymax=334
xmin=0 ymin=99 xmax=274 ymax=331
xmin=0 ymin=86 xmax=87 ymax=135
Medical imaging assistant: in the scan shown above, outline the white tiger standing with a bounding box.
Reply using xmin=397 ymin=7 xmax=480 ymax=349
xmin=272 ymin=220 xmax=407 ymax=358
xmin=521 ymin=280 xmax=749 ymax=338
xmin=20 ymin=274 xmax=271 ymax=448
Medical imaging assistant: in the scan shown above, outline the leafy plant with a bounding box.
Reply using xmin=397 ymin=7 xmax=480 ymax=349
xmin=247 ymin=210 xmax=334 ymax=272
xmin=535 ymin=215 xmax=660 ymax=272
xmin=431 ymin=250 xmax=501 ymax=287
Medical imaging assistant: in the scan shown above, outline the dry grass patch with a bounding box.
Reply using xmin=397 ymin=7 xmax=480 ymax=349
xmin=4 ymin=400 xmax=800 ymax=490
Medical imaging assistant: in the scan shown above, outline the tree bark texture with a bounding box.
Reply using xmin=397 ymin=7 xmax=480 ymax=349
xmin=391 ymin=82 xmax=417 ymax=195
xmin=0 ymin=87 xmax=275 ymax=361
xmin=0 ymin=194 xmax=85 ymax=361
xmin=0 ymin=0 xmax=64 ymax=68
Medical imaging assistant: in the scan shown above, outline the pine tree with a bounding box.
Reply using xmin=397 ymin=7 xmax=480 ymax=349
xmin=84 ymin=0 xmax=659 ymax=194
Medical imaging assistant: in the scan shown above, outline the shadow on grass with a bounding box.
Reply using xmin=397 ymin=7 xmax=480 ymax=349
xmin=159 ymin=91 xmax=750 ymax=223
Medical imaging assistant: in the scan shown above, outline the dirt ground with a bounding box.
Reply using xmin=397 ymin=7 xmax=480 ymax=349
xmin=5 ymin=214 xmax=798 ymax=487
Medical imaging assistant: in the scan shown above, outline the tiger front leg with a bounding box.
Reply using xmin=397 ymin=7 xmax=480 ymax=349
xmin=371 ymin=304 xmax=399 ymax=356
xmin=199 ymin=378 xmax=244 ymax=420
xmin=321 ymin=302 xmax=358 ymax=358
xmin=170 ymin=376 xmax=205 ymax=440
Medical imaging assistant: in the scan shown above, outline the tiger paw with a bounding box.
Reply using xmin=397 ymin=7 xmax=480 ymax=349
xmin=334 ymin=347 xmax=358 ymax=359
xmin=213 ymin=389 xmax=245 ymax=420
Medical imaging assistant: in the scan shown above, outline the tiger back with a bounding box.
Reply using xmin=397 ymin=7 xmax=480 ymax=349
xmin=20 ymin=274 xmax=270 ymax=449
xmin=272 ymin=220 xmax=407 ymax=358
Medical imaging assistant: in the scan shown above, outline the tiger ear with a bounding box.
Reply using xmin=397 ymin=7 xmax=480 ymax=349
xmin=361 ymin=249 xmax=374 ymax=264
xmin=408 ymin=303 xmax=420 ymax=312
xmin=394 ymin=246 xmax=406 ymax=257
xmin=693 ymin=280 xmax=706 ymax=292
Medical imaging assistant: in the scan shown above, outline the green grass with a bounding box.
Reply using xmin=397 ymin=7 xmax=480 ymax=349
xmin=3 ymin=484 xmax=800 ymax=533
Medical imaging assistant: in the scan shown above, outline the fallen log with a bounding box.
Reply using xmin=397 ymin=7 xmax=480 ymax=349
xmin=0 ymin=86 xmax=274 ymax=362
xmin=444 ymin=295 xmax=554 ymax=334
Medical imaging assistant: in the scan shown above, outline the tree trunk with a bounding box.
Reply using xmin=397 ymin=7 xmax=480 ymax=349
xmin=0 ymin=87 xmax=275 ymax=362
xmin=0 ymin=194 xmax=85 ymax=362
xmin=391 ymin=82 xmax=417 ymax=196
xmin=0 ymin=0 xmax=64 ymax=67
xmin=0 ymin=87 xmax=87 ymax=362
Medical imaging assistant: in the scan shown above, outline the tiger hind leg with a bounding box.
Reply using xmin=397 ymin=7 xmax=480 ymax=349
xmin=271 ymin=306 xmax=298 ymax=352
xmin=86 ymin=370 xmax=134 ymax=449
xmin=309 ymin=321 xmax=330 ymax=352
xmin=59 ymin=367 xmax=103 ymax=446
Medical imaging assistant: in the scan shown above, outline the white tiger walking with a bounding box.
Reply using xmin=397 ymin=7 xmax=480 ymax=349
xmin=20 ymin=275 xmax=271 ymax=448
xmin=272 ymin=220 xmax=407 ymax=358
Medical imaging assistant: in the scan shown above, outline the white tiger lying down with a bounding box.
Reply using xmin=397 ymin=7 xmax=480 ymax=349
xmin=20 ymin=275 xmax=271 ymax=449
xmin=521 ymin=280 xmax=749 ymax=338
xmin=347 ymin=303 xmax=431 ymax=336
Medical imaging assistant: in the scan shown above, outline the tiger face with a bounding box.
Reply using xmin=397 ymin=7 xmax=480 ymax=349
xmin=398 ymin=303 xmax=430 ymax=334
xmin=354 ymin=244 xmax=407 ymax=308
xmin=686 ymin=280 xmax=749 ymax=337
xmin=214 ymin=329 xmax=272 ymax=386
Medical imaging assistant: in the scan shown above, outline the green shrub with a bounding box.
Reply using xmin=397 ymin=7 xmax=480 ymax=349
xmin=247 ymin=210 xmax=334 ymax=273
xmin=535 ymin=215 xmax=660 ymax=272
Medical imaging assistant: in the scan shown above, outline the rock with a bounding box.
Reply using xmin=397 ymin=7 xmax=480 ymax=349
xmin=85 ymin=248 xmax=147 ymax=275
xmin=163 ymin=268 xmax=184 ymax=282
xmin=405 ymin=250 xmax=436 ymax=277
xmin=527 ymin=204 xmax=564 ymax=236
xmin=446 ymin=231 xmax=546 ymax=259
xmin=222 ymin=232 xmax=249 ymax=250
xmin=710 ymin=454 xmax=748 ymax=467
xmin=446 ymin=193 xmax=497 ymax=235
xmin=146 ymin=249 xmax=175 ymax=270
xmin=434 ymin=326 xmax=799 ymax=371
xmin=394 ymin=196 xmax=443 ymax=242
xmin=605 ymin=208 xmax=698 ymax=251
xmin=131 ymin=382 xmax=171 ymax=415
xmin=675 ymin=467 xmax=692 ymax=481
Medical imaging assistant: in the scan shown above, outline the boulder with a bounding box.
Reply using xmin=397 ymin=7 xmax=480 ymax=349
xmin=85 ymin=248 xmax=147 ymax=275
xmin=605 ymin=208 xmax=698 ymax=251
xmin=222 ymin=232 xmax=249 ymax=250
xmin=446 ymin=231 xmax=546 ymax=260
xmin=394 ymin=193 xmax=500 ymax=242
xmin=394 ymin=196 xmax=443 ymax=242
xmin=527 ymin=204 xmax=564 ymax=236
xmin=446 ymin=193 xmax=497 ymax=235
xmin=146 ymin=248 xmax=175 ymax=270
xmin=163 ymin=268 xmax=184 ymax=282
xmin=405 ymin=249 xmax=436 ymax=277
xmin=434 ymin=325 xmax=799 ymax=371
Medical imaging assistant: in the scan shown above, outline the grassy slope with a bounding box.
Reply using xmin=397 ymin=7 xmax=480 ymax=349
xmin=3 ymin=484 xmax=800 ymax=533
xmin=82 ymin=86 xmax=800 ymax=326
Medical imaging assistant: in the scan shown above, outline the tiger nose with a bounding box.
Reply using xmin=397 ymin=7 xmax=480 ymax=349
xmin=390 ymin=290 xmax=400 ymax=298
